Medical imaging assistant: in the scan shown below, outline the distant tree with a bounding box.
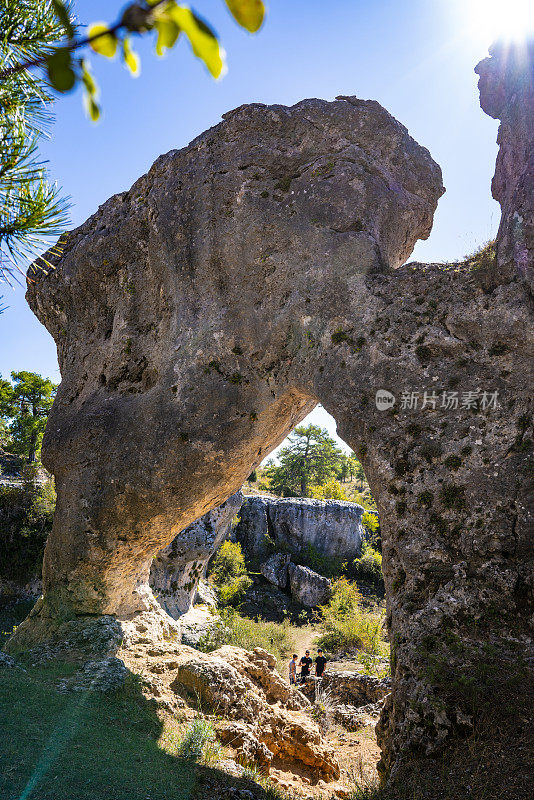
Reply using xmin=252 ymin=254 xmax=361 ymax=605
xmin=265 ymin=425 xmax=346 ymax=497
xmin=336 ymin=454 xmax=350 ymax=483
xmin=310 ymin=478 xmax=348 ymax=501
xmin=346 ymin=452 xmax=366 ymax=483
xmin=0 ymin=371 xmax=57 ymax=463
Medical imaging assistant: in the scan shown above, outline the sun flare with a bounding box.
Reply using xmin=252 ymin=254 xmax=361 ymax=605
xmin=467 ymin=0 xmax=534 ymax=45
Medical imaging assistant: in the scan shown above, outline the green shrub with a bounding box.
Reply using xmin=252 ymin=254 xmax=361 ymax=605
xmin=209 ymin=541 xmax=253 ymax=607
xmin=209 ymin=540 xmax=247 ymax=585
xmin=317 ymin=577 xmax=388 ymax=663
xmin=294 ymin=542 xmax=343 ymax=579
xmin=347 ymin=542 xmax=384 ymax=593
xmin=0 ymin=479 xmax=55 ymax=582
xmin=362 ymin=510 xmax=379 ymax=538
xmin=174 ymin=716 xmax=221 ymax=764
xmin=309 ymin=478 xmax=348 ymax=500
xmin=217 ymin=574 xmax=253 ymax=607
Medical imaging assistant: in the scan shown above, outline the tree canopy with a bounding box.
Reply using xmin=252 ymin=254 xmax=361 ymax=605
xmin=264 ymin=424 xmax=348 ymax=498
xmin=0 ymin=371 xmax=57 ymax=463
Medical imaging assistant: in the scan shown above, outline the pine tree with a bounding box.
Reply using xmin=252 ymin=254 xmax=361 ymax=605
xmin=0 ymin=371 xmax=58 ymax=462
xmin=265 ymin=425 xmax=346 ymax=497
xmin=0 ymin=0 xmax=70 ymax=285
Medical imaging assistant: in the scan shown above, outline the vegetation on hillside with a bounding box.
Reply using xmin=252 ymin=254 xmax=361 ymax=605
xmin=317 ymin=578 xmax=388 ymax=671
xmin=0 ymin=473 xmax=55 ymax=583
xmin=198 ymin=607 xmax=296 ymax=665
xmin=208 ymin=540 xmax=253 ymax=607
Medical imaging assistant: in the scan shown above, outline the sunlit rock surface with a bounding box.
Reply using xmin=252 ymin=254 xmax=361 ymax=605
xmin=150 ymin=491 xmax=242 ymax=617
xmin=235 ymin=495 xmax=366 ymax=563
xmin=9 ymin=63 xmax=534 ymax=794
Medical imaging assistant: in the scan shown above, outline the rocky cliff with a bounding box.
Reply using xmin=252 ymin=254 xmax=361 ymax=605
xmin=150 ymin=491 xmax=242 ymax=617
xmin=475 ymin=39 xmax=534 ymax=293
xmin=8 ymin=47 xmax=534 ymax=797
xmin=234 ymin=495 xmax=365 ymax=563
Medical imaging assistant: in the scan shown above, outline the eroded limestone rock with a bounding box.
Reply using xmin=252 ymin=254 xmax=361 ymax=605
xmin=235 ymin=495 xmax=366 ymax=563
xmin=301 ymin=671 xmax=391 ymax=706
xmin=150 ymin=491 xmax=243 ymax=617
xmin=9 ymin=58 xmax=534 ymax=794
xmin=20 ymin=94 xmax=442 ymax=625
xmin=260 ymin=552 xmax=291 ymax=589
xmin=288 ymin=563 xmax=332 ymax=607
xmin=476 ymin=39 xmax=534 ymax=293
xmin=162 ymin=644 xmax=338 ymax=779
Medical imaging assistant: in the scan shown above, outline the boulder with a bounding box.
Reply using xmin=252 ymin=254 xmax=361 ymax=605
xmin=301 ymin=671 xmax=391 ymax=706
xmin=56 ymin=656 xmax=127 ymax=693
xmin=177 ymin=604 xmax=225 ymax=648
xmin=260 ymin=552 xmax=291 ymax=589
xmin=235 ymin=496 xmax=365 ymax=564
xmin=150 ymin=491 xmax=243 ymax=617
xmin=333 ymin=701 xmax=384 ymax=731
xmin=231 ymin=496 xmax=270 ymax=558
xmin=288 ymin=563 xmax=332 ymax=607
xmin=194 ymin=579 xmax=217 ymax=607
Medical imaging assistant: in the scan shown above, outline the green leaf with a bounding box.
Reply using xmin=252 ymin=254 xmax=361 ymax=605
xmin=224 ymin=0 xmax=265 ymax=33
xmin=154 ymin=14 xmax=181 ymax=56
xmin=167 ymin=4 xmax=225 ymax=78
xmin=52 ymin=0 xmax=75 ymax=38
xmin=46 ymin=47 xmax=76 ymax=92
xmin=80 ymin=59 xmax=101 ymax=121
xmin=122 ymin=37 xmax=141 ymax=76
xmin=81 ymin=59 xmax=98 ymax=97
xmin=83 ymin=93 xmax=101 ymax=122
xmin=88 ymin=23 xmax=118 ymax=58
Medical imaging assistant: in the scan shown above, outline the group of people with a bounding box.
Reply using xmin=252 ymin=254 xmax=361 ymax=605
xmin=288 ymin=648 xmax=327 ymax=685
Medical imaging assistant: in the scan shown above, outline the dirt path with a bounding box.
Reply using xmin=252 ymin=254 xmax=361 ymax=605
xmin=291 ymin=625 xmax=322 ymax=657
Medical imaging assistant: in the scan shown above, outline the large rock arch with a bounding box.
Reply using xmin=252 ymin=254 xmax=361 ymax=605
xmin=7 ymin=43 xmax=533 ymax=791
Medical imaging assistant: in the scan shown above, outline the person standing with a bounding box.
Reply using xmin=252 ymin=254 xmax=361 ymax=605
xmin=315 ymin=648 xmax=327 ymax=677
xmin=299 ymin=650 xmax=312 ymax=682
xmin=289 ymin=654 xmax=298 ymax=685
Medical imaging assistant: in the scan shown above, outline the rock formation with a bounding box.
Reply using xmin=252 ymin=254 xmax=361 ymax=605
xmin=150 ymin=491 xmax=242 ymax=617
xmin=123 ymin=641 xmax=340 ymax=780
xmin=287 ymin=563 xmax=332 ymax=607
xmin=475 ymin=39 xmax=534 ymax=293
xmin=234 ymin=495 xmax=366 ymax=563
xmin=301 ymin=670 xmax=391 ymax=707
xmin=259 ymin=552 xmax=291 ymax=589
xmin=8 ymin=46 xmax=534 ymax=795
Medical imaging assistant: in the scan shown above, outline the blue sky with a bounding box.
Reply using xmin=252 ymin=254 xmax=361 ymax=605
xmin=0 ymin=0 xmax=502 ymax=450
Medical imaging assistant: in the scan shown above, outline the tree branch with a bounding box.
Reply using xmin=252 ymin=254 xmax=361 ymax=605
xmin=0 ymin=0 xmax=169 ymax=82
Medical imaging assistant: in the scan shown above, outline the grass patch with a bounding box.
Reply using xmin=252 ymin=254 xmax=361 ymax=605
xmin=198 ymin=608 xmax=295 ymax=666
xmin=0 ymin=662 xmax=195 ymax=800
